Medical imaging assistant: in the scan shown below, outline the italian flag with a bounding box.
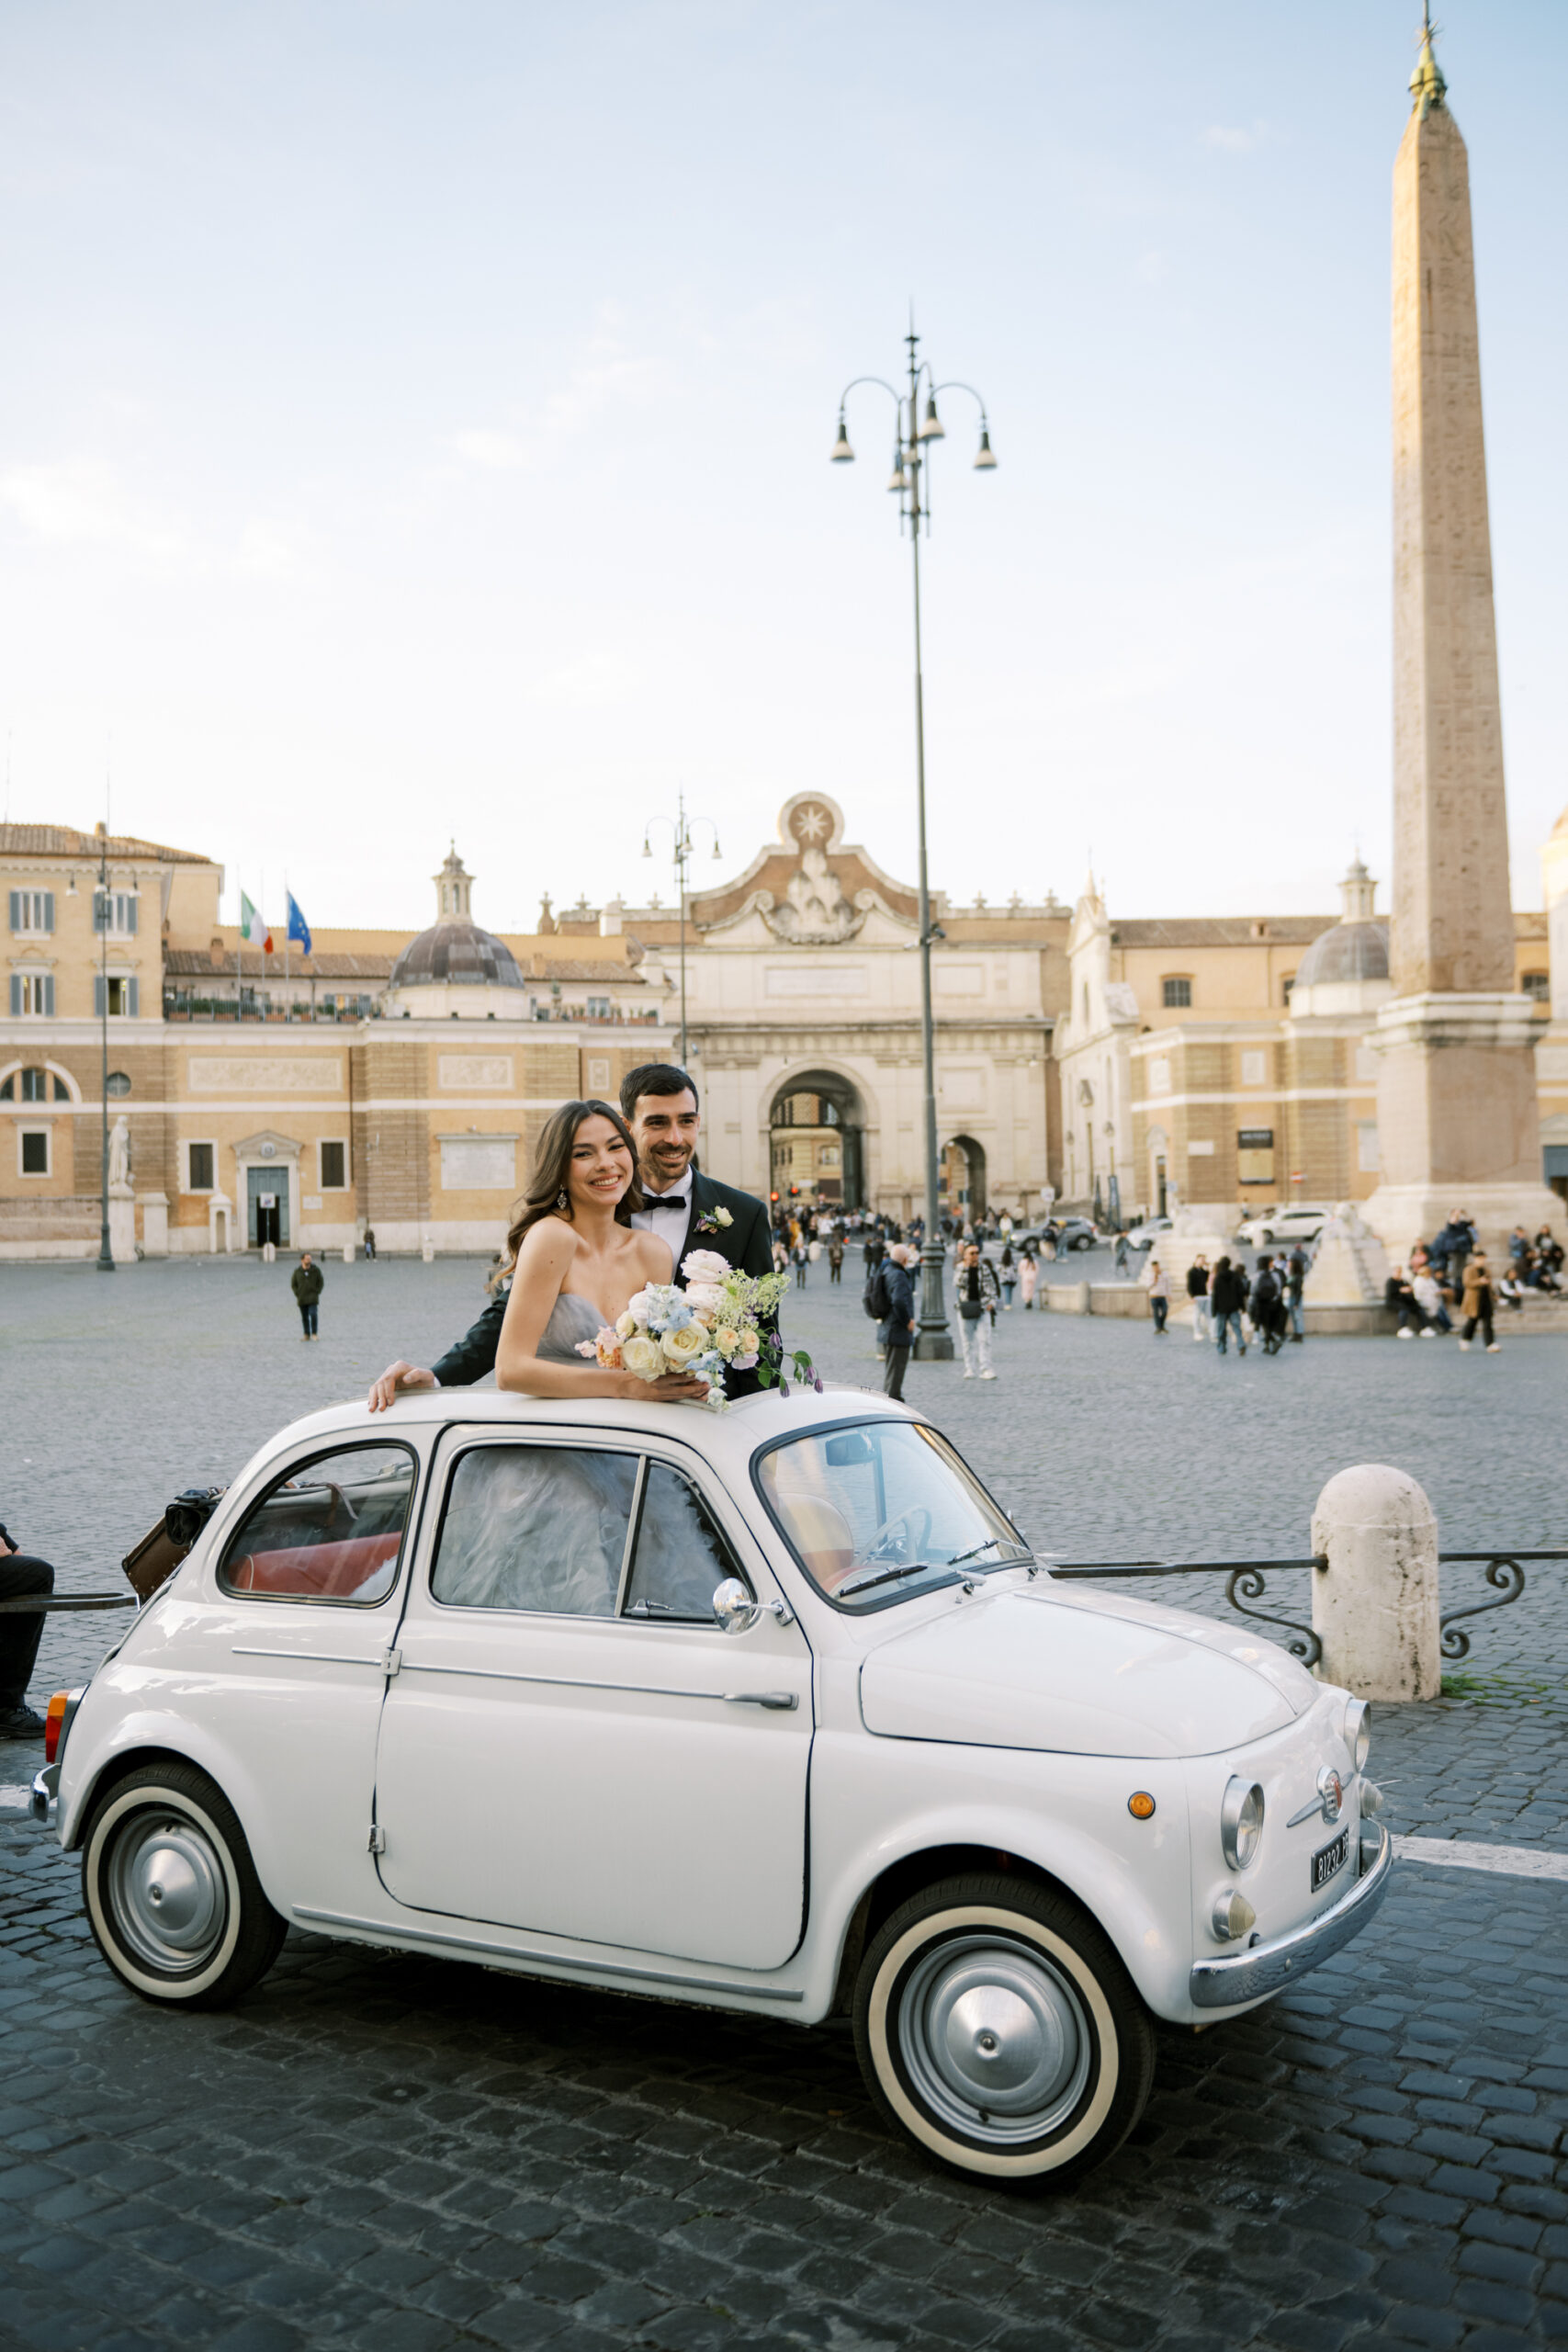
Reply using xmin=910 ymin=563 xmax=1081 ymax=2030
xmin=240 ymin=892 xmax=273 ymax=955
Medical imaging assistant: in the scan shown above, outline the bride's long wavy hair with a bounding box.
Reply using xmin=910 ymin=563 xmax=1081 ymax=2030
xmin=505 ymin=1099 xmax=643 ymax=1266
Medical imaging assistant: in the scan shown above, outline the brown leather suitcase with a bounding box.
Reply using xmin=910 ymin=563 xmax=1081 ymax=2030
xmin=120 ymin=1487 xmax=228 ymax=1601
xmin=120 ymin=1521 xmax=186 ymax=1601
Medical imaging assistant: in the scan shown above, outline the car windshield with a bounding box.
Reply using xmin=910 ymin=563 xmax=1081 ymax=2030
xmin=756 ymin=1420 xmax=1030 ymax=1611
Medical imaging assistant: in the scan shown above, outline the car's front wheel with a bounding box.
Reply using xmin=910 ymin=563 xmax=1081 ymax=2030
xmin=853 ymin=1873 xmax=1156 ymax=2188
xmin=82 ymin=1760 xmax=286 ymax=2008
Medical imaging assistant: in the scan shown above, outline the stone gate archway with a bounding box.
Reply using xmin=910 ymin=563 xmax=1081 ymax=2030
xmin=767 ymin=1069 xmax=866 ymax=1209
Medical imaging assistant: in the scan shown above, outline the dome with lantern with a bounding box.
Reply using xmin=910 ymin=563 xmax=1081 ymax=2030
xmin=1287 ymin=859 xmax=1392 ymax=1018
xmin=384 ymin=847 xmax=526 ymax=1017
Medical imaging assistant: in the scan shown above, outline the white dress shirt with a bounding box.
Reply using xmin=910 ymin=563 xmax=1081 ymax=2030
xmin=631 ymin=1182 xmax=693 ymax=1269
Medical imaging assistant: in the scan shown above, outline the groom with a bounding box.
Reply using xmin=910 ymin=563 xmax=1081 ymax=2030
xmin=367 ymin=1063 xmax=776 ymax=1409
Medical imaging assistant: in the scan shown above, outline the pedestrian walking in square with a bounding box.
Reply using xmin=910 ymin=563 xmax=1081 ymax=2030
xmin=291 ymin=1250 xmax=324 ymax=1340
xmin=999 ymin=1243 xmax=1017 ymax=1307
xmin=1186 ymin=1254 xmax=1211 ymax=1342
xmin=1210 ymin=1255 xmax=1247 ymax=1355
xmin=877 ymin=1244 xmax=918 ymax=1400
xmin=1249 ymin=1255 xmax=1285 ymax=1354
xmin=1142 ymin=1257 xmax=1170 ymax=1335
xmin=1020 ymin=1247 xmax=1038 ymax=1309
xmin=953 ymin=1242 xmax=999 ymax=1378
xmin=792 ymin=1237 xmax=809 ymax=1289
xmin=1285 ymin=1244 xmax=1308 ymax=1341
xmin=828 ymin=1234 xmax=844 ymax=1284
xmin=1458 ymin=1252 xmax=1500 ymax=1351
xmin=0 ymin=1522 xmax=55 ymax=1741
xmin=363 ymin=1227 xmax=377 ymax=1260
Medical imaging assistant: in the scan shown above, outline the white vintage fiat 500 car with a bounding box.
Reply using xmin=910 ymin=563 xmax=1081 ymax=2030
xmin=36 ymin=1385 xmax=1391 ymax=2188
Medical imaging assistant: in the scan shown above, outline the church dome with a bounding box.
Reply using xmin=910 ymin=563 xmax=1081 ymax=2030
xmin=384 ymin=844 xmax=525 ymax=1004
xmin=1292 ymin=919 xmax=1389 ymax=990
xmin=389 ymin=921 xmax=524 ymax=990
xmin=1288 ymin=858 xmax=1394 ymax=1021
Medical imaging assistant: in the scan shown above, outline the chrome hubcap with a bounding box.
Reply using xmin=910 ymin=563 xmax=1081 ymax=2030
xmin=897 ymin=1933 xmax=1091 ymax=2146
xmin=107 ymin=1813 xmax=228 ymax=1974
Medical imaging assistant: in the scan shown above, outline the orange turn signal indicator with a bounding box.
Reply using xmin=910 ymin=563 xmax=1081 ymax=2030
xmin=1127 ymin=1792 xmax=1156 ymax=1820
xmin=44 ymin=1691 xmax=70 ymax=1765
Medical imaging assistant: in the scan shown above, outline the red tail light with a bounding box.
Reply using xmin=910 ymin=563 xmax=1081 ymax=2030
xmin=44 ymin=1691 xmax=70 ymax=1764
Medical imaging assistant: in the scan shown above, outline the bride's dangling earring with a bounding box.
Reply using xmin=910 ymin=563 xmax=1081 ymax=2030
xmin=556 ymin=1187 xmax=570 ymax=1212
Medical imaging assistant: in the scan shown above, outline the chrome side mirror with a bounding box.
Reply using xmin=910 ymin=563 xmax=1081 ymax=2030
xmin=712 ymin=1577 xmax=793 ymax=1635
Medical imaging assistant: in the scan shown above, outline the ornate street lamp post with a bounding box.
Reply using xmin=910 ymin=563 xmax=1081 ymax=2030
xmin=642 ymin=788 xmax=722 ymax=1069
xmin=830 ymin=322 xmax=997 ymax=1358
xmin=95 ymin=827 xmax=114 ymax=1273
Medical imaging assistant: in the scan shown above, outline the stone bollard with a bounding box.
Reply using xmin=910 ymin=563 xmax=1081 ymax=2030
xmin=1311 ymin=1464 xmax=1440 ymax=1702
xmin=342 ymin=1242 xmax=355 ymax=1265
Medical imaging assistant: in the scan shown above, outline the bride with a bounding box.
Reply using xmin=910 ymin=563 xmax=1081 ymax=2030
xmin=495 ymin=1098 xmax=709 ymax=1403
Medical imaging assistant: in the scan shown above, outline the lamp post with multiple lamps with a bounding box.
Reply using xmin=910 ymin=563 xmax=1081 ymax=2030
xmin=94 ymin=828 xmax=114 ymax=1273
xmin=642 ymin=788 xmax=722 ymax=1070
xmin=830 ymin=322 xmax=997 ymax=1357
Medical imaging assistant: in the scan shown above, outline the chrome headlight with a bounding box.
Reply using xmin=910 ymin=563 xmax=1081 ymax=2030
xmin=1341 ymin=1697 xmax=1371 ymax=1773
xmin=1221 ymin=1777 xmax=1265 ymax=1871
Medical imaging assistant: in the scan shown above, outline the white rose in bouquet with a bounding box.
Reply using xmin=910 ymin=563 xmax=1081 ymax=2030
xmin=621 ymin=1335 xmax=665 ymax=1380
xmin=713 ymin=1327 xmax=740 ymax=1358
xmin=615 ymin=1310 xmax=637 ymax=1340
xmin=683 ymin=1283 xmax=728 ymax=1315
xmin=681 ymin=1249 xmax=731 ymax=1287
xmin=661 ymin=1321 xmax=710 ymax=1369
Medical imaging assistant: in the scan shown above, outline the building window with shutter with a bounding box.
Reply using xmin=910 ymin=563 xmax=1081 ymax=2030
xmin=92 ymin=890 xmax=139 ymax=935
xmin=1162 ymin=977 xmax=1192 ymax=1009
xmin=320 ymin=1139 xmax=347 ymax=1189
xmin=8 ymin=889 xmax=55 ymax=934
xmin=187 ymin=1141 xmax=216 ymax=1192
xmin=19 ymin=1128 xmax=51 ymax=1177
xmin=94 ymin=976 xmax=139 ymax=1017
xmin=9 ymin=973 xmax=55 ymax=1016
xmin=1523 ymin=972 xmax=1549 ymax=1002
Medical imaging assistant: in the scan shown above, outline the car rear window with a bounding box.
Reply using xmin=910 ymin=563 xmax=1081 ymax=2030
xmin=219 ymin=1444 xmax=416 ymax=1605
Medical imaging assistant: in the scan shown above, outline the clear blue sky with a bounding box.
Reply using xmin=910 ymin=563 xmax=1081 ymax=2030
xmin=1 ymin=2 xmax=1562 ymax=933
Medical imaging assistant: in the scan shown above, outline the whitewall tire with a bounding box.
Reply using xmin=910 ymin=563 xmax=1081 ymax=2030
xmin=852 ymin=1873 xmax=1156 ymax=2187
xmin=82 ymin=1761 xmax=287 ymax=2009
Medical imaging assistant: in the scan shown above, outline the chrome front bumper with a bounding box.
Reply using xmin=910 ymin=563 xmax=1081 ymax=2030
xmin=29 ymin=1765 xmax=59 ymax=1828
xmin=1189 ymin=1822 xmax=1393 ymax=2008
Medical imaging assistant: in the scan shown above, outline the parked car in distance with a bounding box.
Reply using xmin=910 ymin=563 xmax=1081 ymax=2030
xmin=34 ymin=1383 xmax=1391 ymax=2190
xmin=1012 ymin=1216 xmax=1100 ymax=1254
xmin=1120 ymin=1216 xmax=1173 ymax=1251
xmin=1235 ymin=1205 xmax=1331 ymax=1248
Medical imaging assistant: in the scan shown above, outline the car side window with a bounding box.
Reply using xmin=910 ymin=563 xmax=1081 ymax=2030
xmin=220 ymin=1444 xmax=416 ymax=1605
xmin=432 ymin=1445 xmax=637 ymax=1615
xmin=623 ymin=1463 xmax=745 ymax=1623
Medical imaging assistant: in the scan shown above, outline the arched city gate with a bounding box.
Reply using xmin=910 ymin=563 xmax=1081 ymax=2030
xmin=768 ymin=1069 xmax=865 ymax=1209
xmin=942 ymin=1134 xmax=987 ymax=1221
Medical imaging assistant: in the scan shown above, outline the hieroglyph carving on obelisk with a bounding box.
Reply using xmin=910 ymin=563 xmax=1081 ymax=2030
xmin=1364 ymin=14 xmax=1557 ymax=1260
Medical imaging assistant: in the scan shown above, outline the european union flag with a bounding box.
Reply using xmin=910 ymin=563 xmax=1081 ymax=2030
xmin=287 ymin=891 xmax=312 ymax=957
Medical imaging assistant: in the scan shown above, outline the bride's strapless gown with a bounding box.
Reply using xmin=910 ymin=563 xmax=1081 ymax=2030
xmin=535 ymin=1292 xmax=610 ymax=1364
xmin=435 ymin=1286 xmax=716 ymax=1617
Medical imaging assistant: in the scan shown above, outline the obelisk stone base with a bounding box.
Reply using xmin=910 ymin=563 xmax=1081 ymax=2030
xmin=1365 ymin=993 xmax=1558 ymax=1261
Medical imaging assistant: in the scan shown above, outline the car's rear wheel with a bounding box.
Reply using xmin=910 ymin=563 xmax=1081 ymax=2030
xmin=852 ymin=1873 xmax=1156 ymax=2188
xmin=82 ymin=1760 xmax=286 ymax=2008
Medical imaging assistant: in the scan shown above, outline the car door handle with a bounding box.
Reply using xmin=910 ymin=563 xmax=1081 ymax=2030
xmin=723 ymin=1690 xmax=799 ymax=1711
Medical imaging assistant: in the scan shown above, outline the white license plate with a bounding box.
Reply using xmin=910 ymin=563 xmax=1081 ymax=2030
xmin=1312 ymin=1825 xmax=1350 ymax=1893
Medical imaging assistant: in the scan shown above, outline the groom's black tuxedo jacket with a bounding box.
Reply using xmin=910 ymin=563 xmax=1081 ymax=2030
xmin=430 ymin=1170 xmax=776 ymax=1396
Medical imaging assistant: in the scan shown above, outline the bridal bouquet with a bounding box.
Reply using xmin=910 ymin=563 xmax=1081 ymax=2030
xmin=576 ymin=1248 xmax=809 ymax=1410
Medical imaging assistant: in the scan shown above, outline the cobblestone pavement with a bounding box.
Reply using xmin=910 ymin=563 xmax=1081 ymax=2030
xmin=4 ymin=1258 xmax=1567 ymax=2348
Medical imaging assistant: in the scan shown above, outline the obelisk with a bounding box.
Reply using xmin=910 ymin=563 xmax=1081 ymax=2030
xmin=1364 ymin=11 xmax=1557 ymax=1261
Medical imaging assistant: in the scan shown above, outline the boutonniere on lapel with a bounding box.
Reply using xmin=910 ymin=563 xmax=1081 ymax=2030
xmin=694 ymin=1205 xmax=733 ymax=1235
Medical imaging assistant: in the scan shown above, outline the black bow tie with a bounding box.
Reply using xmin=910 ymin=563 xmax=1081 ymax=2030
xmin=648 ymin=1190 xmax=690 ymax=1210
